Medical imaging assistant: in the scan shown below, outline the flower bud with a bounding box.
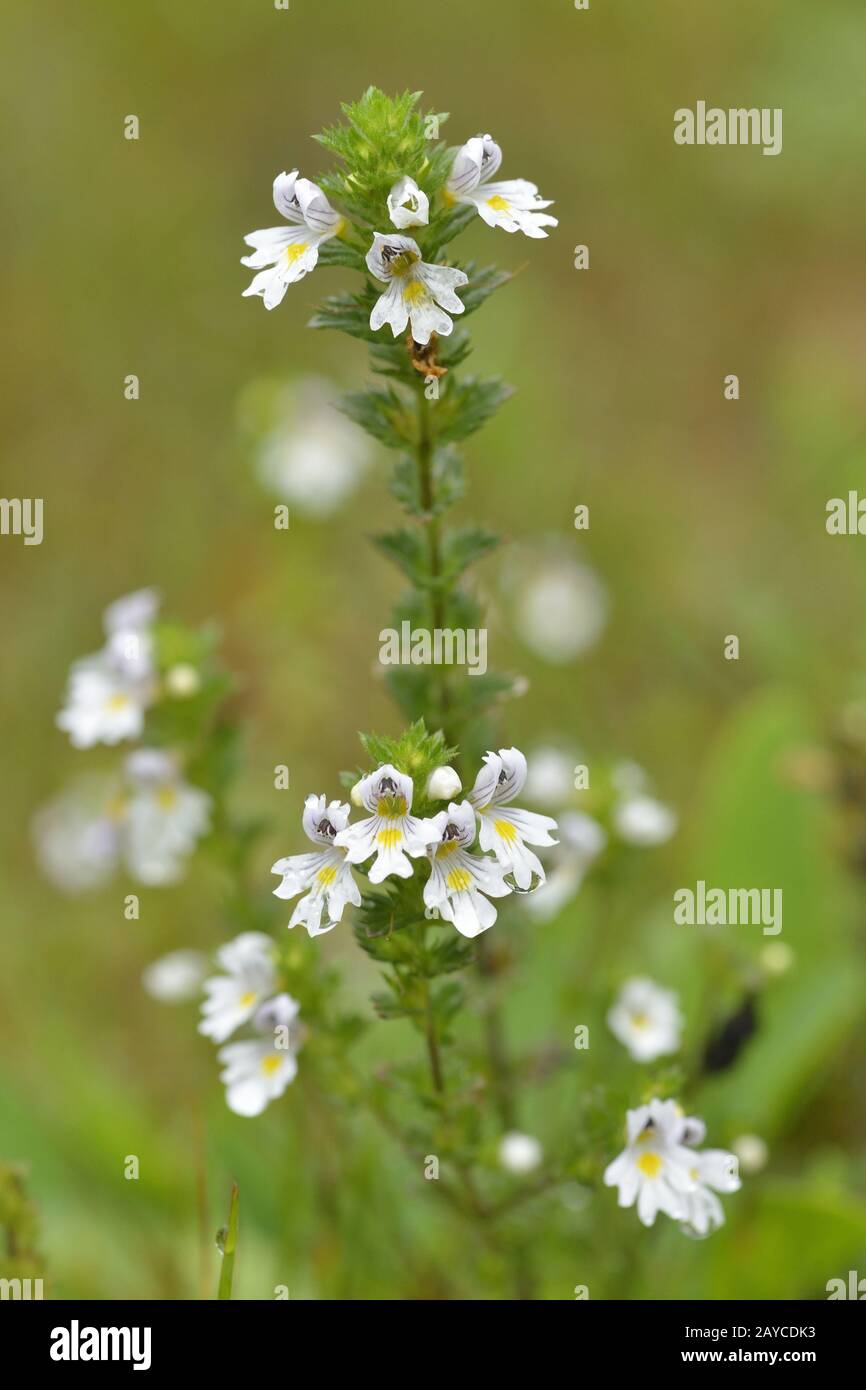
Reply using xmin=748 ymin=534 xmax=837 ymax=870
xmin=426 ymin=766 xmax=462 ymax=800
xmin=165 ymin=663 xmax=201 ymax=698
xmin=350 ymin=779 xmax=365 ymax=808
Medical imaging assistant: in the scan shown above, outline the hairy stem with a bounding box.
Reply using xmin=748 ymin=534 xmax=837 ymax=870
xmin=416 ymin=383 xmax=450 ymax=735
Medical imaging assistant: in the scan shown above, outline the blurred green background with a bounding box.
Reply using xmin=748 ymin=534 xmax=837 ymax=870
xmin=2 ymin=0 xmax=866 ymax=1299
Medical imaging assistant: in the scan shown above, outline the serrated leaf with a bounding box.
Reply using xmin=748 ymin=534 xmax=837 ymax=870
xmin=372 ymin=527 xmax=427 ymax=584
xmin=440 ymin=524 xmax=500 ymax=584
xmin=438 ymin=376 xmax=514 ymax=442
xmin=338 ymin=385 xmax=414 ymax=448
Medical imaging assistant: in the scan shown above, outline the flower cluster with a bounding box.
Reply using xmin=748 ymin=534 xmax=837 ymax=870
xmin=272 ymin=748 xmax=558 ymax=940
xmin=604 ymin=1098 xmax=741 ymax=1235
xmin=241 ymin=133 xmax=556 ymax=345
xmin=36 ymin=589 xmax=217 ymax=892
xmin=198 ymin=933 xmax=302 ymax=1117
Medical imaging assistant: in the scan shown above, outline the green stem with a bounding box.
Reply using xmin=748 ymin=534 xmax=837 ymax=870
xmin=216 ymin=1180 xmax=239 ymax=1300
xmin=416 ymin=385 xmax=450 ymax=736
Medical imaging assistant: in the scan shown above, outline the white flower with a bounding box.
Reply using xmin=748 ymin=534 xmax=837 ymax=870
xmin=523 ymin=746 xmax=575 ymax=805
xmin=509 ymin=548 xmax=608 ymax=663
xmin=603 ymin=1099 xmax=698 ymax=1227
xmin=199 ymin=932 xmax=278 ymax=1043
xmin=614 ymin=795 xmax=677 ymax=847
xmin=165 ymin=663 xmax=200 ymax=698
xmin=218 ymin=1036 xmax=298 ymax=1117
xmin=271 ymin=794 xmax=361 ymax=937
xmin=251 ymin=377 xmax=371 ymax=519
xmin=242 ymin=171 xmax=343 ymax=310
xmin=142 ymin=949 xmax=209 ymax=1003
xmin=607 ymin=978 xmax=683 ymax=1062
xmin=365 ymin=234 xmax=468 ymax=346
xmin=335 ymin=764 xmax=436 ymax=883
xmin=123 ymin=749 xmax=212 ymax=886
xmin=446 ymin=134 xmax=557 ymax=239
xmin=521 ymin=811 xmax=606 ymax=921
xmin=31 ymin=777 xmax=123 ymax=893
xmin=424 ymin=801 xmax=510 ymax=938
xmin=56 ymin=588 xmax=159 ymax=748
xmin=499 ymin=1131 xmax=543 ymax=1175
xmin=731 ymin=1133 xmax=768 ymax=1175
xmin=761 ymin=942 xmax=794 ymax=976
xmin=56 ymin=663 xmax=147 ymax=748
xmin=426 ymin=765 xmax=462 ymax=801
xmin=679 ymin=1149 xmax=741 ymax=1237
xmin=387 ymin=175 xmax=429 ymax=229
xmin=467 ymin=748 xmax=558 ymax=889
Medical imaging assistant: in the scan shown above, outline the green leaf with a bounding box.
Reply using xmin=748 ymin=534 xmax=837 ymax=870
xmin=372 ymin=527 xmax=427 ymax=585
xmin=440 ymin=524 xmax=500 ymax=584
xmin=388 ymin=446 xmax=465 ymax=518
xmin=338 ymin=385 xmax=414 ymax=449
xmin=459 ymin=263 xmax=513 ymax=316
xmin=308 ymin=287 xmax=380 ymax=341
xmin=438 ymin=376 xmax=514 ymax=442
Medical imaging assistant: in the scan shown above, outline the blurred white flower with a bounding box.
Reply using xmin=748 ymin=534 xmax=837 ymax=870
xmin=218 ymin=1034 xmax=299 ymax=1117
xmin=604 ymin=1099 xmax=698 ymax=1228
xmin=522 ymin=810 xmax=606 ymax=921
xmin=679 ymin=1149 xmax=741 ymax=1238
xmin=56 ymin=588 xmax=159 ymax=749
xmin=610 ymin=760 xmax=648 ymax=798
xmin=142 ymin=949 xmax=209 ymax=1003
xmin=607 ymin=978 xmax=683 ymax=1062
xmin=387 ymin=175 xmax=429 ymax=229
xmin=199 ymin=932 xmax=278 ymax=1044
xmin=507 ymin=547 xmax=608 ymax=663
xmin=32 ymin=777 xmax=123 ymax=893
xmin=165 ymin=663 xmax=200 ymax=698
xmin=124 ymin=749 xmax=211 ymax=886
xmin=523 ymin=747 xmax=575 ymax=805
xmin=498 ymin=1131 xmax=543 ymax=1175
xmin=731 ymin=1133 xmax=768 ymax=1175
xmin=761 ymin=941 xmax=795 ymax=976
xmin=613 ymin=795 xmax=677 ymax=847
xmin=251 ymin=377 xmax=371 ymax=519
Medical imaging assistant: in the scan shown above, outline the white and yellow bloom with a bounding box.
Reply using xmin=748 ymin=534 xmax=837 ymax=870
xmin=613 ymin=794 xmax=677 ymax=847
xmin=56 ymin=588 xmax=160 ymax=749
xmin=218 ymin=1035 xmax=298 ymax=1117
xmin=679 ymin=1148 xmax=741 ymax=1237
xmin=242 ymin=171 xmax=343 ymax=309
xmin=365 ymin=234 xmax=468 ymax=346
xmin=123 ymin=749 xmax=211 ymax=886
xmin=387 ymin=175 xmax=429 ymax=229
xmin=142 ymin=949 xmax=209 ymax=1003
xmin=271 ymin=794 xmax=361 ymax=937
xmin=603 ymin=1099 xmax=698 ymax=1227
xmin=31 ymin=775 xmax=123 ymax=893
xmin=607 ymin=978 xmax=683 ymax=1063
xmin=446 ymin=134 xmax=557 ymax=239
xmin=467 ymin=747 xmax=558 ymax=889
xmin=199 ymin=932 xmax=277 ymax=1044
xmin=424 ymin=800 xmax=510 ymax=938
xmin=334 ymin=763 xmax=436 ymax=883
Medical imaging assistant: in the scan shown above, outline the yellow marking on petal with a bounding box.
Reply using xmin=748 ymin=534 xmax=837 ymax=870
xmin=261 ymin=1054 xmax=283 ymax=1076
xmin=630 ymin=1012 xmax=649 ymax=1029
xmin=377 ymin=795 xmax=407 ymax=817
xmin=437 ymin=839 xmax=460 ymax=858
xmin=493 ymin=819 xmax=517 ymax=842
xmin=283 ymin=241 xmax=309 ymax=266
xmin=487 ymin=194 xmax=511 ymax=212
xmin=403 ymin=280 xmax=428 ymax=305
xmin=105 ymin=693 xmax=130 ymax=711
xmin=441 ymin=188 xmax=457 ymax=207
xmin=156 ymin=786 xmax=178 ymax=812
xmin=690 ymin=1167 xmax=699 ymax=1182
xmin=377 ymin=828 xmax=402 ymax=849
xmin=391 ymin=250 xmax=419 ymax=276
xmin=636 ymin=1152 xmax=662 ymax=1178
xmin=316 ymin=865 xmax=337 ymax=886
xmin=239 ymin=991 xmax=257 ymax=1008
xmin=446 ymin=868 xmax=472 ymax=892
